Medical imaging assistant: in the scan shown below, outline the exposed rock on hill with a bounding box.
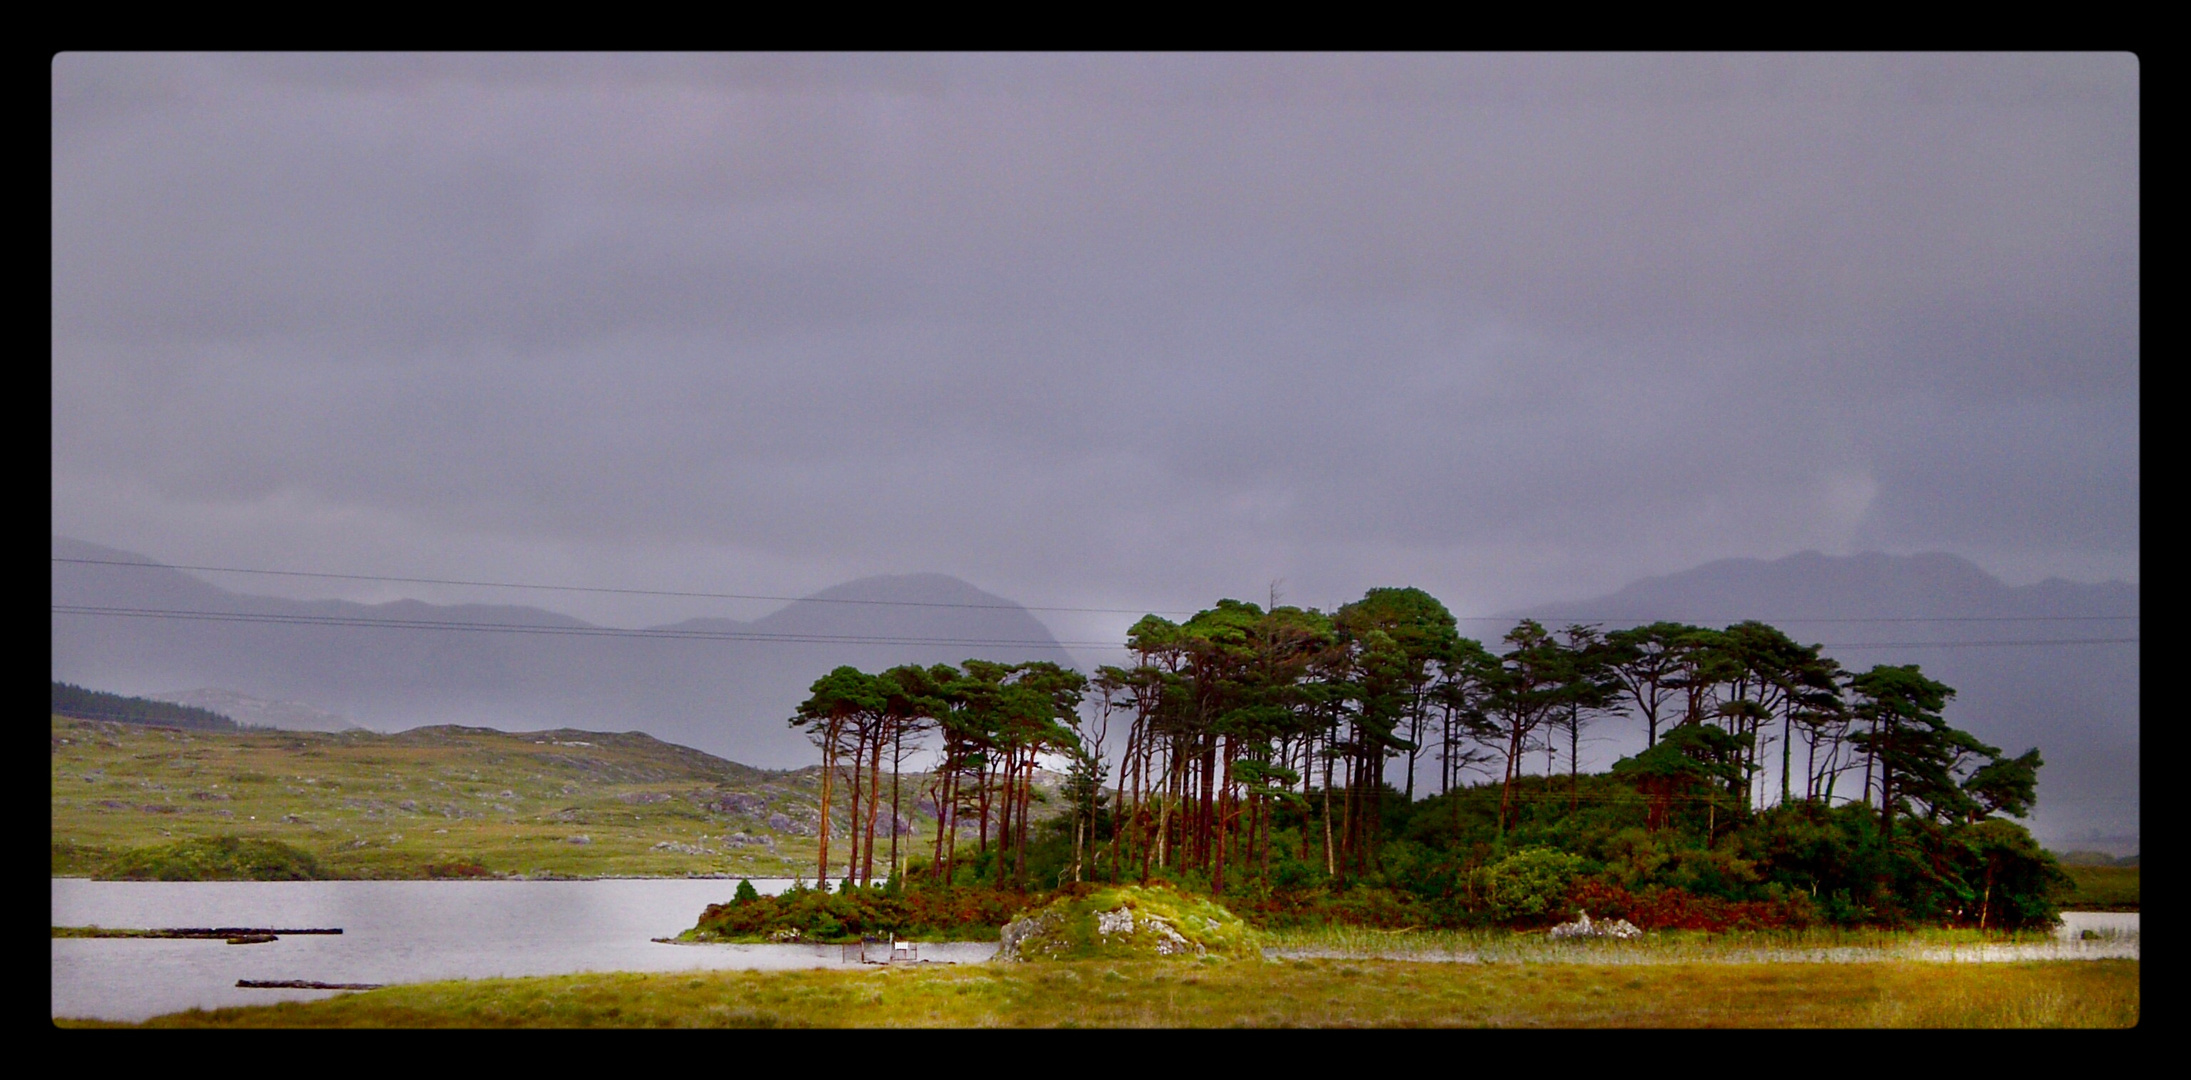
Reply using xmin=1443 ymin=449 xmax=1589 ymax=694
xmin=995 ymin=885 xmax=1258 ymax=962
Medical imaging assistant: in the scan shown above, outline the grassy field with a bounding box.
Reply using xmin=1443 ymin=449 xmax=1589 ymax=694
xmin=1253 ymin=923 xmax=2092 ymax=963
xmin=49 ymin=716 xmax=870 ymax=879
xmin=2060 ymin=865 xmax=2139 ymax=910
xmin=60 ymin=958 xmax=2137 ymax=1028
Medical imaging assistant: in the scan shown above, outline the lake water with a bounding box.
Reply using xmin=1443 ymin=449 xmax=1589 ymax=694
xmin=51 ymin=878 xmax=999 ymax=1023
xmin=2056 ymin=911 xmax=2139 ymax=940
xmin=53 ymin=879 xmax=2138 ymax=1023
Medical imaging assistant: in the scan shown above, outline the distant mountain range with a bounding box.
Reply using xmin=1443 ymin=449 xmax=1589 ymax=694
xmin=51 ymin=537 xmax=1071 ymax=770
xmin=1505 ymin=550 xmax=2138 ymax=854
xmin=51 ymin=539 xmax=2136 ymax=854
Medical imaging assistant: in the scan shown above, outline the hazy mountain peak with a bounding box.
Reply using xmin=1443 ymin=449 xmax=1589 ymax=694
xmin=53 ymin=538 xmax=1076 ymax=770
xmin=1507 ymin=549 xmax=2116 ymax=625
xmin=1503 ymin=548 xmax=2136 ymax=852
xmin=804 ymin=572 xmax=1024 ymax=607
xmin=53 ymin=536 xmax=165 ymax=565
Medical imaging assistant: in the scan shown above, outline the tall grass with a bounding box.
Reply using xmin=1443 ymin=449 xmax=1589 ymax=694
xmin=1252 ymin=924 xmax=2126 ymax=965
xmin=68 ymin=959 xmax=2136 ymax=1029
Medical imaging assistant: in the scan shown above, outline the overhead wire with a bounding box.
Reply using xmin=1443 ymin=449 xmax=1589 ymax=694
xmin=53 ymin=555 xmax=2137 ymax=626
xmin=49 ymin=604 xmax=2137 ymax=652
xmin=51 ymin=557 xmax=1202 ymax=617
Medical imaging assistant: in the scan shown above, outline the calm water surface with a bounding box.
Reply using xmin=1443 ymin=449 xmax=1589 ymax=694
xmin=52 ymin=878 xmax=997 ymax=1022
xmin=55 ymin=879 xmax=2135 ymax=1022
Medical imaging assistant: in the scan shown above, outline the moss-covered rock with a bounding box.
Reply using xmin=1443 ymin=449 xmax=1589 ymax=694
xmin=994 ymin=885 xmax=1259 ymax=962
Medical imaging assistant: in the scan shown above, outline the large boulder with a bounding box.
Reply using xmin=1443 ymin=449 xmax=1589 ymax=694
xmin=1546 ymin=910 xmax=1643 ymax=940
xmin=994 ymin=885 xmax=1259 ymax=962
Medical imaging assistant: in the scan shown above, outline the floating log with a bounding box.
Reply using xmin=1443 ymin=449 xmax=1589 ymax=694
xmin=174 ymin=927 xmax=343 ymax=937
xmin=237 ymin=979 xmax=383 ymax=990
xmin=53 ymin=926 xmax=343 ymax=940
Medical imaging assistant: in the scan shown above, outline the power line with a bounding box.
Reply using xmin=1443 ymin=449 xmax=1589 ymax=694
xmin=53 ymin=556 xmax=2136 ymax=624
xmin=49 ymin=605 xmax=2135 ymax=653
xmin=1455 ymin=614 xmax=2136 ymax=624
xmin=50 ymin=605 xmax=1126 ymax=651
xmin=51 ymin=557 xmax=1200 ymax=617
xmin=1806 ymin=638 xmax=2139 ymax=649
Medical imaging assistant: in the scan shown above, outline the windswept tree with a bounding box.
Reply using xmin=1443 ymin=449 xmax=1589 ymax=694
xmin=921 ymin=663 xmax=985 ymax=886
xmin=1772 ymin=646 xmax=1844 ymax=807
xmin=1668 ymin=626 xmax=1737 ymax=730
xmin=940 ymin=658 xmax=1086 ymax=889
xmin=1790 ymin=657 xmax=1856 ymax=803
xmin=1102 ymin=599 xmax=1350 ymax=890
xmin=1716 ymin=621 xmax=1815 ymax=810
xmin=1551 ymin=624 xmax=1620 ymax=813
xmin=1611 ymin=720 xmax=1751 ymax=833
xmin=1603 ymin=622 xmax=1698 ymax=749
xmin=1482 ymin=620 xmax=1570 ymax=835
xmin=1432 ymin=637 xmax=1499 ymax=798
xmin=1960 ymin=747 xmax=2042 ymax=824
xmin=790 ymin=666 xmax=883 ymax=883
xmin=997 ymin=660 xmax=1087 ymax=887
xmin=874 ymin=663 xmax=948 ymax=884
xmin=1334 ymin=587 xmax=1461 ymax=803
xmin=1848 ymin=664 xmax=1960 ymax=837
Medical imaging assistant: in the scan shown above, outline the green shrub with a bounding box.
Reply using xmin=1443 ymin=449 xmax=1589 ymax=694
xmin=685 ymin=884 xmax=1032 ymax=943
xmin=52 ymin=839 xmax=109 ymax=877
xmin=1477 ymin=846 xmax=1586 ymax=925
xmin=1230 ymin=882 xmax=1443 ymax=930
xmin=102 ymin=836 xmax=327 ymax=881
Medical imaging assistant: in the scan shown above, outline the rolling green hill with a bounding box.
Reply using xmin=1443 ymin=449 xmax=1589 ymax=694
xmin=50 ymin=716 xmax=978 ymax=880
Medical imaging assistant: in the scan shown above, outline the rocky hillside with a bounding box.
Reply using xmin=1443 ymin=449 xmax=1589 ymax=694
xmin=52 ymin=716 xmax=1064 ymax=881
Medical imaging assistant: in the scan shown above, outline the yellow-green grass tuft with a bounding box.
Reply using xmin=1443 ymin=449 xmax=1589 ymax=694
xmin=61 ymin=959 xmax=2137 ymax=1029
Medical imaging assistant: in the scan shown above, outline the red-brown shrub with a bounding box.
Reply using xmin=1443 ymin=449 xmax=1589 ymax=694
xmin=1567 ymin=878 xmax=1813 ymax=932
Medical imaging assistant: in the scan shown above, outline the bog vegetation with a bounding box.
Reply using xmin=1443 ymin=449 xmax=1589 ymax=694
xmin=781 ymin=588 xmax=2077 ymax=933
xmin=49 ymin=718 xmax=818 ymax=880
xmin=65 ymin=959 xmax=2139 ymax=1029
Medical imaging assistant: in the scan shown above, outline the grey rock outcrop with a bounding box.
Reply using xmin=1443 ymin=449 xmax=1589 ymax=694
xmin=1547 ymin=911 xmax=1642 ymax=940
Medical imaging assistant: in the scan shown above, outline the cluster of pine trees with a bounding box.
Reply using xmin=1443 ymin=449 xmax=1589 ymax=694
xmin=790 ymin=660 xmax=1088 ymax=893
xmin=51 ymin=682 xmax=238 ymax=732
xmin=793 ymin=587 xmax=2066 ymax=928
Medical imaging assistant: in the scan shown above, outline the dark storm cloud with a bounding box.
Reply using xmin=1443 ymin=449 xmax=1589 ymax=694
xmin=52 ymin=53 xmax=2137 ymax=631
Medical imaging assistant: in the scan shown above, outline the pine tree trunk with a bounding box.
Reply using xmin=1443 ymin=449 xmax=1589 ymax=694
xmin=888 ymin=725 xmax=902 ymax=884
xmin=863 ymin=730 xmax=885 ymax=886
xmin=1568 ymin=705 xmax=1580 ymax=814
xmin=816 ymin=720 xmax=838 ymax=885
xmin=1321 ymin=728 xmax=1335 ymax=878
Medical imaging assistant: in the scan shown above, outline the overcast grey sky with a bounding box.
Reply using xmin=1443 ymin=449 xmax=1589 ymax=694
xmin=51 ymin=53 xmax=2139 ymax=648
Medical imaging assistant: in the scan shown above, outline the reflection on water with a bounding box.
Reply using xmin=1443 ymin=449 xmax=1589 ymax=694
xmin=51 ymin=878 xmax=996 ymax=1023
xmin=2057 ymin=911 xmax=2140 ymax=940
